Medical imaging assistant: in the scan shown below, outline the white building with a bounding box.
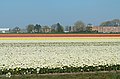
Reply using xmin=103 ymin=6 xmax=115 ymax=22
xmin=0 ymin=28 xmax=10 ymax=33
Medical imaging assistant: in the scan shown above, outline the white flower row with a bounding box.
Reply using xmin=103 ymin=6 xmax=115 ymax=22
xmin=0 ymin=39 xmax=120 ymax=69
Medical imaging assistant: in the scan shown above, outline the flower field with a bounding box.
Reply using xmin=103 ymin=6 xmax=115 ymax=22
xmin=0 ymin=34 xmax=120 ymax=75
xmin=0 ymin=34 xmax=120 ymax=37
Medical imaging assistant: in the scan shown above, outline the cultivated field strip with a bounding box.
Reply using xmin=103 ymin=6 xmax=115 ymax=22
xmin=0 ymin=37 xmax=120 ymax=69
xmin=0 ymin=42 xmax=120 ymax=47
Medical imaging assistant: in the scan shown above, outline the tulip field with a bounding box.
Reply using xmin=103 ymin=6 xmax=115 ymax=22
xmin=0 ymin=34 xmax=120 ymax=76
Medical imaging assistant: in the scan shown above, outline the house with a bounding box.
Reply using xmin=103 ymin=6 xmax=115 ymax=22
xmin=91 ymin=26 xmax=120 ymax=33
xmin=0 ymin=28 xmax=10 ymax=33
xmin=41 ymin=26 xmax=51 ymax=33
xmin=102 ymin=27 xmax=120 ymax=33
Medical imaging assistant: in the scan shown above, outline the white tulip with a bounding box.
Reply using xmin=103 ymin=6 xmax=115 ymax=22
xmin=0 ymin=38 xmax=120 ymax=69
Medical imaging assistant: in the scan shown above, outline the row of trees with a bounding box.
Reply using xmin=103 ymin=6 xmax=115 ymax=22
xmin=11 ymin=21 xmax=85 ymax=33
xmin=11 ymin=19 xmax=120 ymax=33
xmin=26 ymin=23 xmax=64 ymax=33
xmin=26 ymin=21 xmax=86 ymax=33
xmin=100 ymin=19 xmax=120 ymax=26
xmin=27 ymin=24 xmax=41 ymax=33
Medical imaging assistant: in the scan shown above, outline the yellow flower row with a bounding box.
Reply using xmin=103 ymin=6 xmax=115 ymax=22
xmin=0 ymin=37 xmax=120 ymax=41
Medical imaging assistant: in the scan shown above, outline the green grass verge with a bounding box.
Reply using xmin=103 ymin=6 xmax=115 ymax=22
xmin=0 ymin=72 xmax=120 ymax=79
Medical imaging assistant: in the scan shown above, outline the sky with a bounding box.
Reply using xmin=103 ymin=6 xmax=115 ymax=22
xmin=0 ymin=0 xmax=120 ymax=28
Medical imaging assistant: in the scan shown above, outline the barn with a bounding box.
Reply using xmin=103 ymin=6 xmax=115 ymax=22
xmin=0 ymin=28 xmax=10 ymax=33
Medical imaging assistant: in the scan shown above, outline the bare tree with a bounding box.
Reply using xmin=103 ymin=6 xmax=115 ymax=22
xmin=100 ymin=19 xmax=120 ymax=26
xmin=73 ymin=21 xmax=86 ymax=32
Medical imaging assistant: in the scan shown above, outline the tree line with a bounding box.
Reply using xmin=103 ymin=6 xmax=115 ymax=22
xmin=11 ymin=19 xmax=120 ymax=33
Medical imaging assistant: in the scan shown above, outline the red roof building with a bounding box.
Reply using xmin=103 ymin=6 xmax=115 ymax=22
xmin=92 ymin=26 xmax=120 ymax=33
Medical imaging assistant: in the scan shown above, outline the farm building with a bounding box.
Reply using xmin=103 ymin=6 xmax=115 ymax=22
xmin=92 ymin=26 xmax=120 ymax=33
xmin=0 ymin=28 xmax=10 ymax=33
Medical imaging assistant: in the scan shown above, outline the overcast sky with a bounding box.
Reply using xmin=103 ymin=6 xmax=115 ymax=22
xmin=0 ymin=0 xmax=120 ymax=28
